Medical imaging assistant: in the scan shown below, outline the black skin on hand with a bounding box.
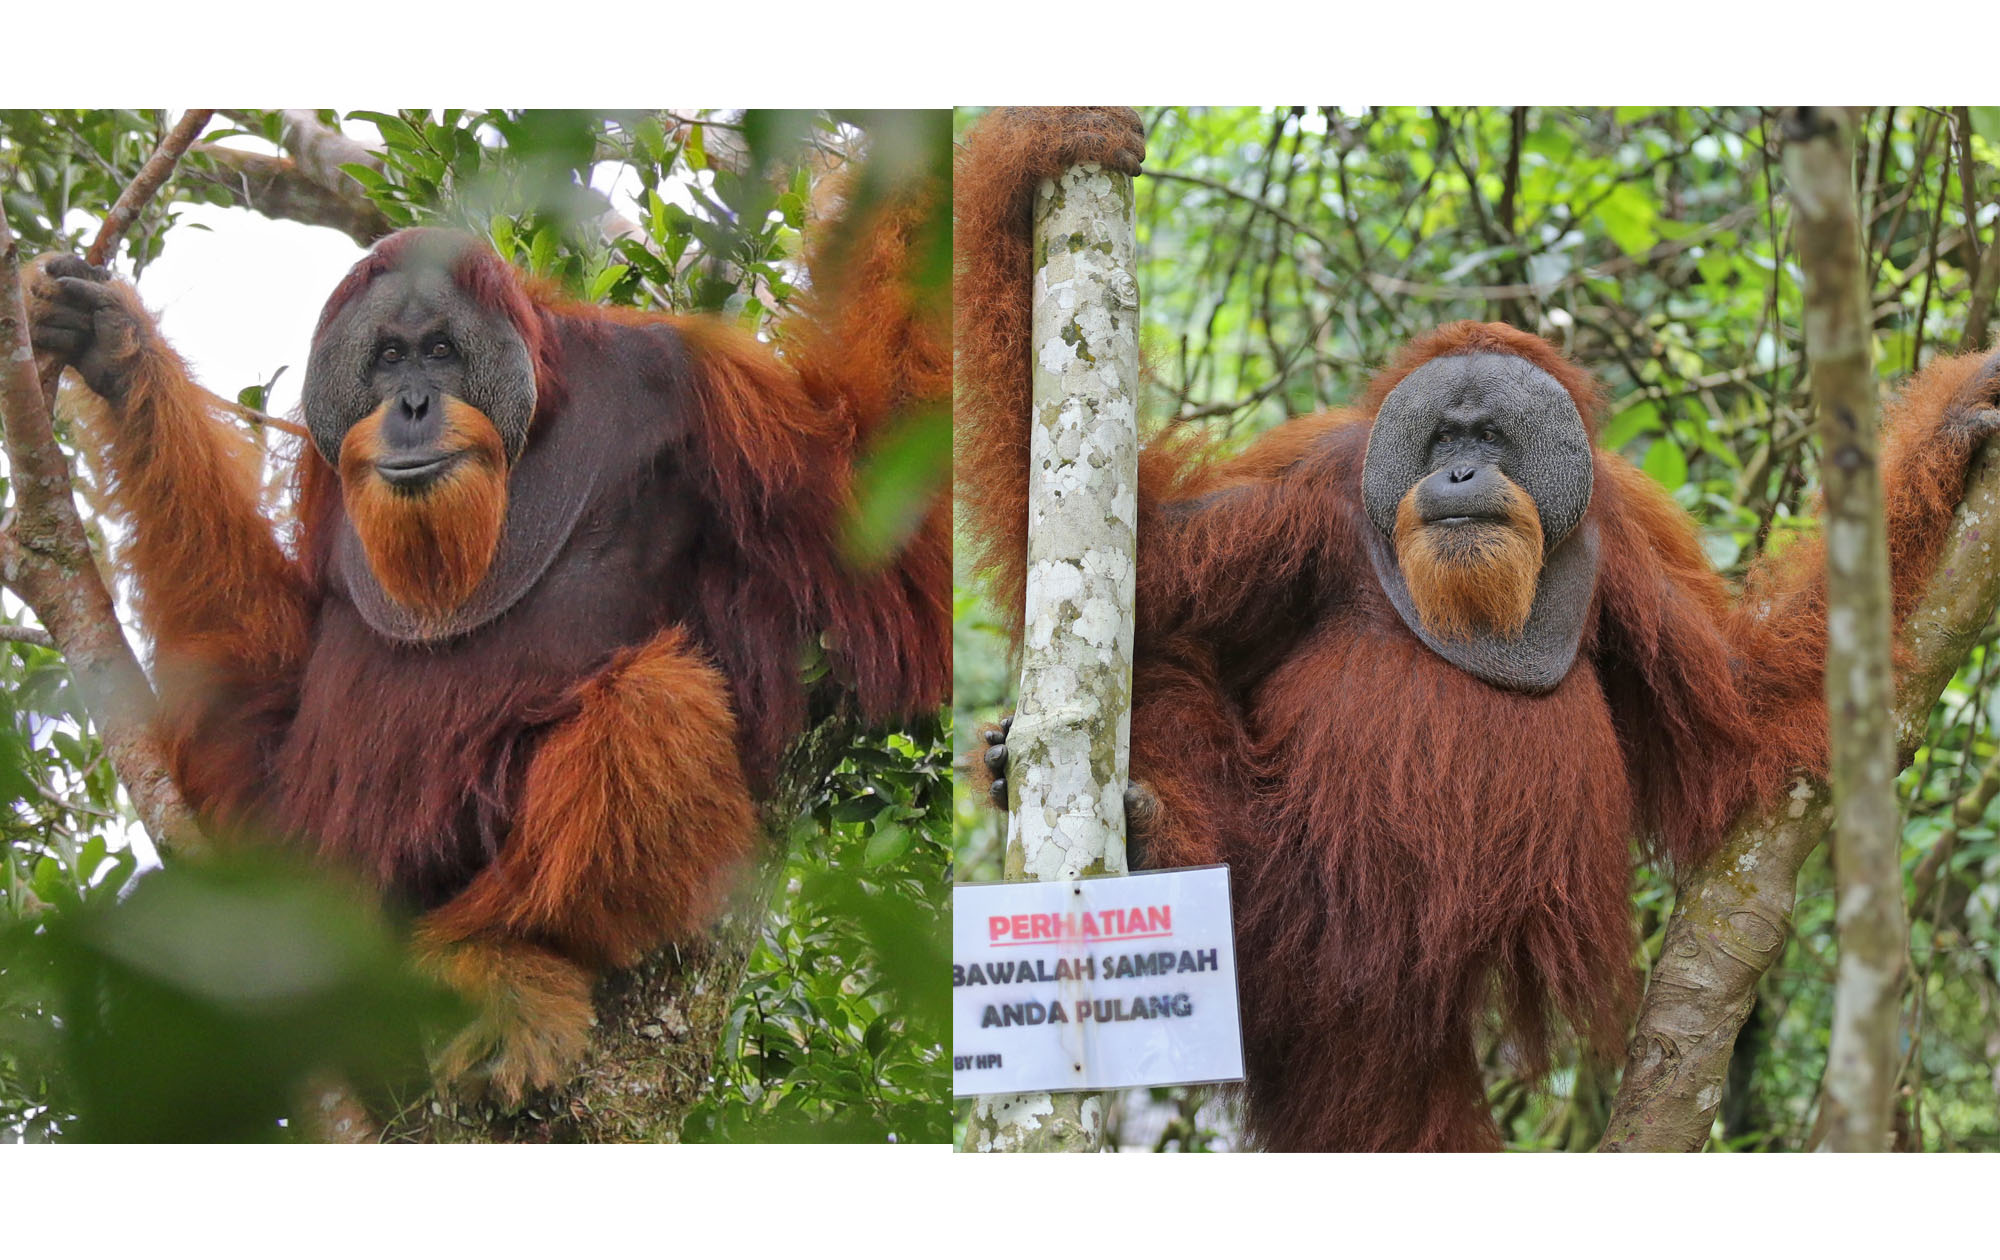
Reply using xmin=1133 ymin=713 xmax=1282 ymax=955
xmin=1942 ymin=349 xmax=2000 ymax=440
xmin=26 ymin=256 xmax=145 ymax=403
xmin=983 ymin=714 xmax=1160 ymax=867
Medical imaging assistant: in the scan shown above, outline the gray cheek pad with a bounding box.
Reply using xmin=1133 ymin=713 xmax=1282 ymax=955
xmin=302 ymin=270 xmax=537 ymax=466
xmin=1361 ymin=352 xmax=1594 ymax=546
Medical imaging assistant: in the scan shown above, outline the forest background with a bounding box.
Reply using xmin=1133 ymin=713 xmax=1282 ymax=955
xmin=953 ymin=104 xmax=2000 ymax=1152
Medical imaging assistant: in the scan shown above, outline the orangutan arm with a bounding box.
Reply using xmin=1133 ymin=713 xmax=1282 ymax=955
xmin=953 ymin=107 xmax=1147 ymax=637
xmin=1594 ymin=348 xmax=2000 ymax=865
xmin=647 ymin=156 xmax=954 ymax=763
xmin=26 ymin=256 xmax=310 ymax=825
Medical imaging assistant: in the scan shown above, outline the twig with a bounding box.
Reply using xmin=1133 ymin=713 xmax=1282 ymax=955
xmin=1914 ymin=117 xmax=1956 ymax=372
xmin=1910 ymin=751 xmax=2000 ymax=911
xmin=201 ymin=387 xmax=309 ymax=440
xmin=1139 ymin=165 xmax=1343 ymax=261
xmin=86 ymin=111 xmax=216 ymax=267
xmin=1365 ymin=204 xmax=1762 ymax=302
xmin=0 ymin=625 xmax=55 ymax=648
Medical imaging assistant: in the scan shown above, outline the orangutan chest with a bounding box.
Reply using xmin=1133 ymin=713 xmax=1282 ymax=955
xmin=1248 ymin=613 xmax=1633 ymax=860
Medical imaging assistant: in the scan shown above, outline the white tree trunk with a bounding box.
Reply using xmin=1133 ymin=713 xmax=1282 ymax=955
xmin=965 ymin=160 xmax=1140 ymax=1154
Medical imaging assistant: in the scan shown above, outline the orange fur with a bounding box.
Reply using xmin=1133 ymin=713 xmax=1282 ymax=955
xmin=420 ymin=625 xmax=758 ymax=970
xmin=35 ymin=264 xmax=311 ymax=832
xmin=337 ymin=397 xmax=508 ymax=619
xmin=1393 ymin=475 xmax=1544 ymax=640
xmin=411 ymin=930 xmax=594 ymax=1105
xmin=784 ymin=173 xmax=952 ymax=444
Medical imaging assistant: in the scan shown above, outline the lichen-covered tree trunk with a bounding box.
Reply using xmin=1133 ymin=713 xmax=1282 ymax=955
xmin=962 ymin=161 xmax=1140 ymax=1154
xmin=1784 ymin=106 xmax=1905 ymax=1153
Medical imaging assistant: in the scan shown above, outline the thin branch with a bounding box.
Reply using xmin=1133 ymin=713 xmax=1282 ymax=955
xmin=1139 ymin=165 xmax=1343 ymax=261
xmin=1910 ymin=750 xmax=2000 ymax=912
xmin=200 ymin=386 xmax=309 ymax=440
xmin=185 ymin=144 xmax=391 ymax=246
xmin=0 ymin=625 xmax=55 ymax=648
xmin=86 ymin=111 xmax=215 ymax=267
xmin=1364 ymin=204 xmax=1761 ymax=302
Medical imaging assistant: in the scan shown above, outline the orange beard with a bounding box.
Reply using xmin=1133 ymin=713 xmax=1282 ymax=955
xmin=1393 ymin=474 xmax=1544 ymax=642
xmin=339 ymin=397 xmax=508 ymax=619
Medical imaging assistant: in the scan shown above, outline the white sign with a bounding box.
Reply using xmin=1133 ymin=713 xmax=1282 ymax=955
xmin=951 ymin=866 xmax=1245 ymax=1097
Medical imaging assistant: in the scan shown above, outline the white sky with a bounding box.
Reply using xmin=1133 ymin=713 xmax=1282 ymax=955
xmin=131 ymin=203 xmax=367 ymax=416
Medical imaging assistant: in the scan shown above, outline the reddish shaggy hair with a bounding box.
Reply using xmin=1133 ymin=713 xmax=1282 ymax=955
xmin=52 ymin=182 xmax=950 ymax=1102
xmin=955 ymin=107 xmax=2000 ymax=1151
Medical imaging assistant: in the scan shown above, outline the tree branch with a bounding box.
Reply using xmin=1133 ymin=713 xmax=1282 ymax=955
xmin=1783 ymin=106 xmax=1905 ymax=1152
xmin=87 ymin=111 xmax=215 ymax=265
xmin=0 ymin=624 xmax=55 ymax=648
xmin=261 ymin=110 xmax=387 ymax=194
xmin=1600 ymin=425 xmax=2000 ymax=1152
xmin=0 ymin=206 xmax=200 ymax=857
xmin=1960 ymin=213 xmax=2000 ymax=354
xmin=186 ymin=144 xmax=392 ymax=246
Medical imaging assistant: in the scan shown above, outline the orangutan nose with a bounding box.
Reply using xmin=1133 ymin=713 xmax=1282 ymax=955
xmin=385 ymin=388 xmax=441 ymax=450
xmin=1418 ymin=462 xmax=1508 ymax=523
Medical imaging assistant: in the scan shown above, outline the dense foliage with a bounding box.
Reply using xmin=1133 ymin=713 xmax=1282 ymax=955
xmin=1 ymin=108 xmax=951 ymax=1142
xmin=954 ymin=105 xmax=2000 ymax=1151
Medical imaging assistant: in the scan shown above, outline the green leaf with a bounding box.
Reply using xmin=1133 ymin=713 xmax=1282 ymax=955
xmin=529 ymin=224 xmax=560 ymax=277
xmin=1592 ymin=182 xmax=1659 ymax=258
xmin=586 ymin=264 xmax=629 ymax=302
xmin=1643 ymin=435 xmax=1688 ymax=490
xmin=1600 ymin=401 xmax=1662 ymax=450
xmin=347 ymin=110 xmax=425 ymax=153
xmin=863 ymin=823 xmax=911 ymax=869
xmin=337 ymin=163 xmax=393 ymax=195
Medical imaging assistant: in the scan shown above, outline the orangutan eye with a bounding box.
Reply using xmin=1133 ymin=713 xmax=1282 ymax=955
xmin=1479 ymin=425 xmax=1500 ymax=444
xmin=379 ymin=344 xmax=404 ymax=364
xmin=427 ymin=339 xmax=455 ymax=360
